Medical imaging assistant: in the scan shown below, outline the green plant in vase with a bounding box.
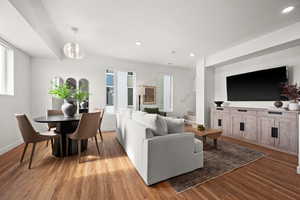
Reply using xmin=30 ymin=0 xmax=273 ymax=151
xmin=74 ymin=90 xmax=90 ymax=109
xmin=49 ymin=83 xmax=73 ymax=100
xmin=49 ymin=83 xmax=77 ymax=117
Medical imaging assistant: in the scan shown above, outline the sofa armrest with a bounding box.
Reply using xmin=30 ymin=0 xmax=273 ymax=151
xmin=143 ymin=132 xmax=199 ymax=185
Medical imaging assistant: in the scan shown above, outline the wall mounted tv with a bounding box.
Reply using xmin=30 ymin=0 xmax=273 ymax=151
xmin=226 ymin=66 xmax=288 ymax=101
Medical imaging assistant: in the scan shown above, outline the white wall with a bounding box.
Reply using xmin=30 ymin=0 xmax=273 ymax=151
xmin=0 ymin=48 xmax=31 ymax=154
xmin=31 ymin=56 xmax=195 ymax=131
xmin=214 ymin=45 xmax=300 ymax=108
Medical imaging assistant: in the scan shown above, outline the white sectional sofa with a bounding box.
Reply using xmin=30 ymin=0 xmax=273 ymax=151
xmin=116 ymin=110 xmax=203 ymax=185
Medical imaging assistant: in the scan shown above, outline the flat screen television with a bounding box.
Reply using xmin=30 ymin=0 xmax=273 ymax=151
xmin=226 ymin=66 xmax=288 ymax=101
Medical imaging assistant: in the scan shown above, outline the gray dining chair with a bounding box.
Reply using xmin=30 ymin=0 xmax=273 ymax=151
xmin=15 ymin=114 xmax=63 ymax=169
xmin=46 ymin=109 xmax=63 ymax=147
xmin=66 ymin=112 xmax=101 ymax=163
xmin=94 ymin=108 xmax=105 ymax=141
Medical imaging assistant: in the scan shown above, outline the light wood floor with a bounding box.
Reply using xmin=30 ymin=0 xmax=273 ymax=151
xmin=0 ymin=131 xmax=299 ymax=200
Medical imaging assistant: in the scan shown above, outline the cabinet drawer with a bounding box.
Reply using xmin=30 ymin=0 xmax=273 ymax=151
xmin=258 ymin=110 xmax=298 ymax=119
xmin=212 ymin=107 xmax=230 ymax=113
xmin=231 ymin=109 xmax=257 ymax=116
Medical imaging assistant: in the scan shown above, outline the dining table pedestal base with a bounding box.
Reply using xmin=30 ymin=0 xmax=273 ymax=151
xmin=53 ymin=121 xmax=88 ymax=157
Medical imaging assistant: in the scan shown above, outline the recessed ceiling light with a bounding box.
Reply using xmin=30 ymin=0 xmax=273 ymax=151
xmin=282 ymin=6 xmax=294 ymax=14
xmin=135 ymin=41 xmax=142 ymax=46
xmin=190 ymin=52 xmax=195 ymax=57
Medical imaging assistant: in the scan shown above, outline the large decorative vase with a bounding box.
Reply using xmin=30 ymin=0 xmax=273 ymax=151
xmin=274 ymin=101 xmax=283 ymax=108
xmin=288 ymin=102 xmax=300 ymax=111
xmin=214 ymin=101 xmax=224 ymax=107
xmin=61 ymin=99 xmax=77 ymax=117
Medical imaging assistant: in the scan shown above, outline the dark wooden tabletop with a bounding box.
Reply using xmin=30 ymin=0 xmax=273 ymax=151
xmin=34 ymin=115 xmax=81 ymax=123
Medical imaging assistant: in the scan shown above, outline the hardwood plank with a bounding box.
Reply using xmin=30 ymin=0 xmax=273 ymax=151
xmin=0 ymin=131 xmax=299 ymax=200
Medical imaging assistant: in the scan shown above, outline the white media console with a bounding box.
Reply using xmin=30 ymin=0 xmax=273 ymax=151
xmin=211 ymin=106 xmax=300 ymax=174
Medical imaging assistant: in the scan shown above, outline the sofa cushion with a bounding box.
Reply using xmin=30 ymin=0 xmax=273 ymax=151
xmin=118 ymin=109 xmax=132 ymax=138
xmin=156 ymin=115 xmax=168 ymax=136
xmin=194 ymin=138 xmax=203 ymax=153
xmin=165 ymin=117 xmax=184 ymax=134
xmin=132 ymin=111 xmax=146 ymax=121
xmin=133 ymin=113 xmax=168 ymax=136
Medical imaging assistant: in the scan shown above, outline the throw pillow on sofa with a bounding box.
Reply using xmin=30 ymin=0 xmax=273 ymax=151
xmin=133 ymin=113 xmax=168 ymax=136
xmin=165 ymin=117 xmax=185 ymax=133
xmin=156 ymin=115 xmax=168 ymax=136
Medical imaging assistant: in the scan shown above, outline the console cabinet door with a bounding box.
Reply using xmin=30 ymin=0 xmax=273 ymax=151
xmin=213 ymin=112 xmax=223 ymax=129
xmin=212 ymin=111 xmax=231 ymax=136
xmin=243 ymin=115 xmax=258 ymax=142
xmin=231 ymin=115 xmax=243 ymax=138
xmin=260 ymin=117 xmax=275 ymax=147
xmin=276 ymin=119 xmax=298 ymax=153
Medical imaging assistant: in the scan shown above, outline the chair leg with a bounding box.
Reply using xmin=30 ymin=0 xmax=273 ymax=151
xmin=59 ymin=136 xmax=63 ymax=157
xmin=20 ymin=143 xmax=28 ymax=164
xmin=50 ymin=138 xmax=54 ymax=154
xmin=94 ymin=136 xmax=100 ymax=155
xmin=50 ymin=138 xmax=53 ymax=149
xmin=46 ymin=127 xmax=51 ymax=147
xmin=78 ymin=140 xmax=81 ymax=163
xmin=99 ymin=128 xmax=103 ymax=141
xmin=66 ymin=138 xmax=69 ymax=156
xmin=28 ymin=143 xmax=36 ymax=169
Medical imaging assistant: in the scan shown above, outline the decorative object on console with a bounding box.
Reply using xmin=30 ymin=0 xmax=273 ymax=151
xmin=214 ymin=101 xmax=224 ymax=107
xmin=274 ymin=101 xmax=283 ymax=108
xmin=143 ymin=86 xmax=156 ymax=104
xmin=281 ymin=83 xmax=300 ymax=111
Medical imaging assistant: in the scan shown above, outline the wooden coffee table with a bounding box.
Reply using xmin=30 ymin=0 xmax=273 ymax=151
xmin=185 ymin=126 xmax=222 ymax=149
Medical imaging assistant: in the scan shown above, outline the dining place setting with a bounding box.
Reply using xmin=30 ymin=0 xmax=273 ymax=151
xmin=15 ymin=81 xmax=105 ymax=169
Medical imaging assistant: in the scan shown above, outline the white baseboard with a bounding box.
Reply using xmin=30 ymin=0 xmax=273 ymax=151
xmin=0 ymin=139 xmax=23 ymax=155
xmin=297 ymin=166 xmax=300 ymax=174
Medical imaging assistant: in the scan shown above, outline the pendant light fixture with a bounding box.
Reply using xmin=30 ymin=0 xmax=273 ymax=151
xmin=63 ymin=27 xmax=84 ymax=59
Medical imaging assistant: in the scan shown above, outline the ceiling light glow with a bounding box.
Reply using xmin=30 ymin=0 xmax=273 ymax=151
xmin=282 ymin=6 xmax=294 ymax=14
xmin=190 ymin=52 xmax=195 ymax=57
xmin=135 ymin=41 xmax=142 ymax=46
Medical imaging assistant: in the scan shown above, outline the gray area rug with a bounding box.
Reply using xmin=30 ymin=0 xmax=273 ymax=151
xmin=168 ymin=137 xmax=266 ymax=193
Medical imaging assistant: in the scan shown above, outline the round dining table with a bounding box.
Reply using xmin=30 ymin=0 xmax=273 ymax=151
xmin=34 ymin=115 xmax=87 ymax=157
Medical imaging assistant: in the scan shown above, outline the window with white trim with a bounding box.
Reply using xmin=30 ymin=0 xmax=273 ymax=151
xmin=127 ymin=72 xmax=136 ymax=107
xmin=105 ymin=70 xmax=136 ymax=113
xmin=106 ymin=69 xmax=114 ymax=106
xmin=163 ymin=75 xmax=173 ymax=112
xmin=0 ymin=43 xmax=14 ymax=95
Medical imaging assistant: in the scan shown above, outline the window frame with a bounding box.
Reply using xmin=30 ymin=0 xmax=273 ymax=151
xmin=0 ymin=41 xmax=14 ymax=96
xmin=105 ymin=70 xmax=136 ymax=113
xmin=127 ymin=72 xmax=136 ymax=108
xmin=105 ymin=69 xmax=115 ymax=107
